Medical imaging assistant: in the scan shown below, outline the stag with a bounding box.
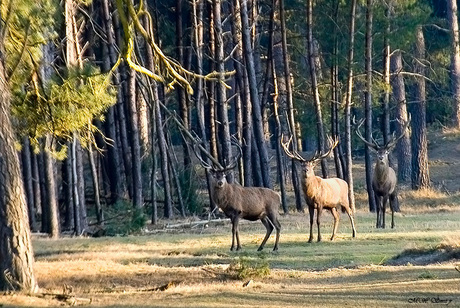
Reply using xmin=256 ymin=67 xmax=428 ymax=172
xmin=194 ymin=141 xmax=281 ymax=251
xmin=282 ymin=136 xmax=356 ymax=242
xmin=355 ymin=118 xmax=410 ymax=228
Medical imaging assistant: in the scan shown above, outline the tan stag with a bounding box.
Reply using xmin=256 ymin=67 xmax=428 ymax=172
xmin=282 ymin=136 xmax=356 ymax=242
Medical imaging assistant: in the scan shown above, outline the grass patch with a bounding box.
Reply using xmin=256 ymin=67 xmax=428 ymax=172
xmin=227 ymin=254 xmax=270 ymax=280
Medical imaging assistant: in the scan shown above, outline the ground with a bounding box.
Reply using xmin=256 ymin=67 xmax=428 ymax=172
xmin=1 ymin=128 xmax=460 ymax=307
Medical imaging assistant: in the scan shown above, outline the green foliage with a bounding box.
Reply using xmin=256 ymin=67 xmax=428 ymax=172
xmin=13 ymin=64 xmax=116 ymax=150
xmin=227 ymin=254 xmax=271 ymax=280
xmin=104 ymin=201 xmax=147 ymax=236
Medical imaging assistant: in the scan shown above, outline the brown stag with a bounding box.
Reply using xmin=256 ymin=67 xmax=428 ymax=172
xmin=355 ymin=118 xmax=410 ymax=228
xmin=282 ymin=136 xmax=356 ymax=242
xmin=194 ymin=140 xmax=281 ymax=251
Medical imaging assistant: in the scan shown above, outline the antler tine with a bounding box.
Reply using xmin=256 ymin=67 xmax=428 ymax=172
xmin=192 ymin=143 xmax=214 ymax=170
xmin=222 ymin=137 xmax=243 ymax=172
xmin=309 ymin=136 xmax=339 ymax=162
xmin=385 ymin=114 xmax=411 ymax=150
xmin=280 ymin=134 xmax=307 ymax=162
xmin=355 ymin=118 xmax=380 ymax=150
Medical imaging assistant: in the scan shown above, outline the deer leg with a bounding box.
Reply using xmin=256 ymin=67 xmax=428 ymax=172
xmin=258 ymin=216 xmax=274 ymax=251
xmin=330 ymin=208 xmax=339 ymax=241
xmin=267 ymin=212 xmax=281 ymax=251
xmin=316 ymin=206 xmax=323 ymax=242
xmin=375 ymin=194 xmax=382 ymax=228
xmin=389 ymin=193 xmax=398 ymax=229
xmin=308 ymin=205 xmax=315 ymax=243
xmin=382 ymin=195 xmax=389 ymax=229
xmin=344 ymin=206 xmax=357 ymax=238
xmin=231 ymin=216 xmax=241 ymax=251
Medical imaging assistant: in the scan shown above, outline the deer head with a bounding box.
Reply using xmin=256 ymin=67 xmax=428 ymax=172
xmin=193 ymin=137 xmax=243 ymax=188
xmin=355 ymin=116 xmax=411 ymax=166
xmin=281 ymin=135 xmax=339 ymax=177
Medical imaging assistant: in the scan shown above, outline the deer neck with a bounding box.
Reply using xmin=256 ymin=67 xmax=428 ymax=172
xmin=374 ymin=160 xmax=389 ymax=182
xmin=211 ymin=184 xmax=233 ymax=210
xmin=303 ymin=172 xmax=321 ymax=197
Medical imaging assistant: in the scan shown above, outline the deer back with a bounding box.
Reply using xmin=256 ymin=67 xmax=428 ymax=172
xmin=304 ymin=174 xmax=349 ymax=207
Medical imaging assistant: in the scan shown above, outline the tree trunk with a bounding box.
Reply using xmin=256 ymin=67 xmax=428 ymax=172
xmin=447 ymin=0 xmax=460 ymax=127
xmin=239 ymin=0 xmax=272 ymax=188
xmin=382 ymin=4 xmax=391 ymax=144
xmin=62 ymin=143 xmax=74 ymax=230
xmin=88 ymin=145 xmax=103 ymax=224
xmin=213 ymin=0 xmax=233 ymax=183
xmin=0 ymin=43 xmax=38 ymax=291
xmin=127 ymin=68 xmax=143 ymax=210
xmin=44 ymin=135 xmax=59 ymax=238
xmin=21 ymin=137 xmax=37 ymax=232
xmin=279 ymin=0 xmax=302 ymax=211
xmin=364 ymin=0 xmax=376 ymax=212
xmin=306 ymin=0 xmax=328 ymax=178
xmin=412 ymin=26 xmax=430 ymax=189
xmin=344 ymin=0 xmax=357 ymax=213
xmin=391 ymin=50 xmax=411 ymax=182
xmin=101 ymin=0 xmax=123 ymax=204
xmin=176 ymin=0 xmax=192 ymax=170
xmin=330 ymin=0 xmax=344 ymax=179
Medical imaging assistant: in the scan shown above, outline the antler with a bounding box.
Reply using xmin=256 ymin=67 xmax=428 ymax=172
xmin=192 ymin=137 xmax=242 ymax=172
xmin=221 ymin=137 xmax=243 ymax=172
xmin=310 ymin=136 xmax=339 ymax=163
xmin=355 ymin=118 xmax=380 ymax=151
xmin=281 ymin=134 xmax=307 ymax=162
xmin=281 ymin=134 xmax=338 ymax=163
xmin=385 ymin=115 xmax=411 ymax=150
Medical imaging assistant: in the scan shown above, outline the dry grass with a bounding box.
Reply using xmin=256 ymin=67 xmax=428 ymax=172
xmin=3 ymin=128 xmax=460 ymax=307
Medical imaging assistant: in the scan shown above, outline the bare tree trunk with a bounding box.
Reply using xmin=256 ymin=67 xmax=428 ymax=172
xmin=279 ymin=0 xmax=302 ymax=211
xmin=330 ymin=1 xmax=344 ymax=179
xmin=239 ymin=0 xmax=272 ymax=188
xmin=31 ymin=152 xmax=42 ymax=220
xmin=88 ymin=145 xmax=103 ymax=224
xmin=306 ymin=0 xmax=328 ymax=178
xmin=176 ymin=0 xmax=192 ymax=170
xmin=447 ymin=0 xmax=460 ymax=127
xmin=391 ymin=50 xmax=411 ymax=182
xmin=344 ymin=0 xmax=357 ymax=213
xmin=0 ymin=45 xmax=38 ymax=291
xmin=364 ymin=0 xmax=376 ymax=212
xmin=213 ymin=0 xmax=233 ymax=184
xmin=127 ymin=68 xmax=143 ymax=210
xmin=382 ymin=4 xmax=391 ymax=144
xmin=63 ymin=143 xmax=74 ymax=230
xmin=21 ymin=137 xmax=37 ymax=232
xmin=412 ymin=26 xmax=430 ymax=189
xmin=101 ymin=0 xmax=123 ymax=203
xmin=44 ymin=135 xmax=59 ymax=238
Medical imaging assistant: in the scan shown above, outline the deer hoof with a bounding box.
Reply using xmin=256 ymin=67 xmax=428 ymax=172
xmin=257 ymin=247 xmax=263 ymax=252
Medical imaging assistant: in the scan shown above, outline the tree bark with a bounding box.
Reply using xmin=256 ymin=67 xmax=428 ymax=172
xmin=412 ymin=26 xmax=430 ymax=189
xmin=306 ymin=0 xmax=328 ymax=178
xmin=364 ymin=0 xmax=376 ymax=212
xmin=21 ymin=137 xmax=37 ymax=232
xmin=44 ymin=135 xmax=59 ymax=238
xmin=239 ymin=0 xmax=272 ymax=188
xmin=127 ymin=67 xmax=143 ymax=210
xmin=344 ymin=0 xmax=357 ymax=213
xmin=391 ymin=50 xmax=411 ymax=182
xmin=279 ymin=0 xmax=302 ymax=211
xmin=0 ymin=40 xmax=38 ymax=291
xmin=447 ymin=0 xmax=460 ymax=127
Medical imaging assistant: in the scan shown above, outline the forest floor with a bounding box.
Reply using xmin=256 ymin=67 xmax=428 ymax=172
xmin=2 ymin=128 xmax=460 ymax=307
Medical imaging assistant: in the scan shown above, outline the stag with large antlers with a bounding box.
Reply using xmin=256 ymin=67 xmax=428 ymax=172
xmin=282 ymin=136 xmax=356 ymax=242
xmin=194 ymin=140 xmax=281 ymax=251
xmin=355 ymin=118 xmax=410 ymax=228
